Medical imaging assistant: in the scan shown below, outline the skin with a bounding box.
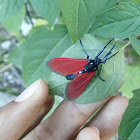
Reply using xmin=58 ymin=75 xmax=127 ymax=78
xmin=0 ymin=80 xmax=128 ymax=140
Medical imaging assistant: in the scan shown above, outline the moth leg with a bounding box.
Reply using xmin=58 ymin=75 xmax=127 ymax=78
xmin=97 ymin=68 xmax=105 ymax=82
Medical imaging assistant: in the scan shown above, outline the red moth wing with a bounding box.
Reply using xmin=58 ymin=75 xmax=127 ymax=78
xmin=47 ymin=58 xmax=88 ymax=75
xmin=66 ymin=72 xmax=95 ymax=100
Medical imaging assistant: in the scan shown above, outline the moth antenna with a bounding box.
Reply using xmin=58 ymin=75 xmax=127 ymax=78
xmin=80 ymin=39 xmax=89 ymax=59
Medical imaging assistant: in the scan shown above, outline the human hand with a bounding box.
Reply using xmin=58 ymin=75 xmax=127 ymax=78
xmin=0 ymin=79 xmax=128 ymax=140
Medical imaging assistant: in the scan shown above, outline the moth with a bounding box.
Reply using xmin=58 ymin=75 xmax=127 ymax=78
xmin=47 ymin=39 xmax=118 ymax=100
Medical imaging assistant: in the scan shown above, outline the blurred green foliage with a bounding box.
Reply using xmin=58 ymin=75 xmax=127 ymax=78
xmin=120 ymin=58 xmax=140 ymax=98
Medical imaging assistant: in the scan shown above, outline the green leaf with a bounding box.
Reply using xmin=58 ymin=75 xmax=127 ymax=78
xmin=0 ymin=0 xmax=25 ymax=35
xmin=30 ymin=0 xmax=60 ymax=27
xmin=90 ymin=2 xmax=140 ymax=40
xmin=119 ymin=59 xmax=140 ymax=98
xmin=118 ymin=89 xmax=140 ymax=140
xmin=49 ymin=34 xmax=126 ymax=103
xmin=59 ymin=0 xmax=114 ymax=42
xmin=22 ymin=24 xmax=72 ymax=85
xmin=130 ymin=37 xmax=140 ymax=56
xmin=7 ymin=26 xmax=46 ymax=69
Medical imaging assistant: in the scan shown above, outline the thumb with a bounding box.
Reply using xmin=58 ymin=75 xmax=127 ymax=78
xmin=0 ymin=79 xmax=53 ymax=140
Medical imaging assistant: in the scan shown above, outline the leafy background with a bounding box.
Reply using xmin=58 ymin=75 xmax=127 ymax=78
xmin=0 ymin=0 xmax=140 ymax=139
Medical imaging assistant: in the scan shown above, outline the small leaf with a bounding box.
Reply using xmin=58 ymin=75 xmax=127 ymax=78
xmin=0 ymin=0 xmax=25 ymax=35
xmin=118 ymin=89 xmax=140 ymax=140
xmin=22 ymin=25 xmax=73 ymax=85
xmin=59 ymin=0 xmax=113 ymax=42
xmin=34 ymin=19 xmax=48 ymax=27
xmin=30 ymin=0 xmax=60 ymax=27
xmin=90 ymin=2 xmax=140 ymax=40
xmin=49 ymin=34 xmax=126 ymax=103
xmin=129 ymin=37 xmax=140 ymax=56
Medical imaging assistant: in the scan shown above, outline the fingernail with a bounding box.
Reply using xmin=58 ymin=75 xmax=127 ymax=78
xmin=14 ymin=79 xmax=41 ymax=102
xmin=93 ymin=127 xmax=100 ymax=135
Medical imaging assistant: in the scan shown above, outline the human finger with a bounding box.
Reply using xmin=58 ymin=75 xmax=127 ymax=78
xmin=87 ymin=95 xmax=128 ymax=140
xmin=24 ymin=97 xmax=111 ymax=140
xmin=0 ymin=80 xmax=54 ymax=140
xmin=21 ymin=94 xmax=54 ymax=138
